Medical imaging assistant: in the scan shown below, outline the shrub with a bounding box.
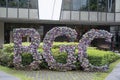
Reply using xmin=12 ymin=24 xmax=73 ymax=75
xmin=87 ymin=47 xmax=120 ymax=66
xmin=21 ymin=53 xmax=33 ymax=66
xmin=0 ymin=42 xmax=119 ymax=70
xmin=3 ymin=43 xmax=14 ymax=53
xmin=0 ymin=49 xmax=14 ymax=67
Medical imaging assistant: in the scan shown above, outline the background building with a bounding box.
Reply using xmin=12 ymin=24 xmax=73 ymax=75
xmin=0 ymin=0 xmax=120 ymax=49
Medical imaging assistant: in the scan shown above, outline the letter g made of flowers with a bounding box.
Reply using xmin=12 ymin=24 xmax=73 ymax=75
xmin=43 ymin=27 xmax=77 ymax=71
xmin=13 ymin=28 xmax=42 ymax=69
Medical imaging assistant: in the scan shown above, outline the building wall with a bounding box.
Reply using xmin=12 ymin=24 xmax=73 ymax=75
xmin=0 ymin=7 xmax=6 ymax=18
xmin=110 ymin=26 xmax=120 ymax=49
xmin=115 ymin=0 xmax=120 ymax=22
xmin=0 ymin=7 xmax=38 ymax=19
xmin=116 ymin=0 xmax=120 ymax=12
xmin=0 ymin=0 xmax=39 ymax=19
xmin=1 ymin=0 xmax=120 ymax=22
xmin=0 ymin=22 xmax=4 ymax=46
xmin=30 ymin=0 xmax=38 ymax=9
xmin=60 ymin=0 xmax=120 ymax=23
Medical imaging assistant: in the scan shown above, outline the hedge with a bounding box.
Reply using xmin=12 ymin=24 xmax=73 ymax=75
xmin=0 ymin=42 xmax=119 ymax=70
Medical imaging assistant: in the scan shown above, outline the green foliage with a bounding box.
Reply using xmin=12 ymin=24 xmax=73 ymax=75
xmin=0 ymin=42 xmax=120 ymax=70
xmin=87 ymin=47 xmax=120 ymax=66
xmin=93 ymin=59 xmax=120 ymax=80
xmin=0 ymin=49 xmax=13 ymax=67
xmin=21 ymin=53 xmax=33 ymax=66
xmin=3 ymin=43 xmax=14 ymax=53
xmin=54 ymin=52 xmax=68 ymax=64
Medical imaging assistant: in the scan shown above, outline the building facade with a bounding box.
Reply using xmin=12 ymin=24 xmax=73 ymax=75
xmin=0 ymin=0 xmax=120 ymax=48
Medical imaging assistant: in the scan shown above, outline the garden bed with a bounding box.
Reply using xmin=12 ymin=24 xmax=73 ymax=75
xmin=0 ymin=42 xmax=119 ymax=70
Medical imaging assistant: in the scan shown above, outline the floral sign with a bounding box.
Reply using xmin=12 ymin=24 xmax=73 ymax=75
xmin=43 ymin=27 xmax=77 ymax=71
xmin=13 ymin=27 xmax=112 ymax=71
xmin=78 ymin=29 xmax=112 ymax=71
xmin=13 ymin=28 xmax=42 ymax=69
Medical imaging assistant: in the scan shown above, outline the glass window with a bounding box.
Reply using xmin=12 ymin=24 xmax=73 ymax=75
xmin=19 ymin=0 xmax=29 ymax=8
xmin=62 ymin=0 xmax=71 ymax=10
xmin=72 ymin=0 xmax=80 ymax=11
xmin=89 ymin=0 xmax=97 ymax=11
xmin=80 ymin=0 xmax=88 ymax=11
xmin=0 ymin=0 xmax=6 ymax=7
xmin=116 ymin=0 xmax=120 ymax=12
xmin=29 ymin=0 xmax=38 ymax=9
xmin=8 ymin=0 xmax=18 ymax=8
xmin=98 ymin=0 xmax=107 ymax=12
xmin=107 ymin=0 xmax=115 ymax=12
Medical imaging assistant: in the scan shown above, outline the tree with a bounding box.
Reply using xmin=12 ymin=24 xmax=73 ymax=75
xmin=89 ymin=0 xmax=97 ymax=11
xmin=0 ymin=0 xmax=6 ymax=7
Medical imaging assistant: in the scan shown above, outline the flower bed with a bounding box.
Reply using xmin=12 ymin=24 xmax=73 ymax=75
xmin=0 ymin=42 xmax=119 ymax=71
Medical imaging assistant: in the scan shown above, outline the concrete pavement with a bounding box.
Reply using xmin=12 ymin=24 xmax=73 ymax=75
xmin=0 ymin=70 xmax=95 ymax=80
xmin=1 ymin=62 xmax=120 ymax=80
xmin=105 ymin=63 xmax=120 ymax=80
xmin=0 ymin=71 xmax=20 ymax=80
xmin=24 ymin=70 xmax=95 ymax=80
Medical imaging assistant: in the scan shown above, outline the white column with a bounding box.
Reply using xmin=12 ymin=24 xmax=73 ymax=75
xmin=38 ymin=0 xmax=62 ymax=20
xmin=52 ymin=0 xmax=62 ymax=20
xmin=0 ymin=22 xmax=4 ymax=46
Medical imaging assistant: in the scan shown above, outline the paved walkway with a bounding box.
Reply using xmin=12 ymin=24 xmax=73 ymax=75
xmin=105 ymin=63 xmax=120 ymax=80
xmin=2 ymin=64 xmax=120 ymax=80
xmin=0 ymin=71 xmax=20 ymax=80
xmin=0 ymin=70 xmax=95 ymax=80
xmin=24 ymin=70 xmax=95 ymax=80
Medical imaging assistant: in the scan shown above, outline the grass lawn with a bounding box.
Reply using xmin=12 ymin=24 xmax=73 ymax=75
xmin=0 ymin=65 xmax=33 ymax=80
xmin=93 ymin=59 xmax=120 ymax=80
